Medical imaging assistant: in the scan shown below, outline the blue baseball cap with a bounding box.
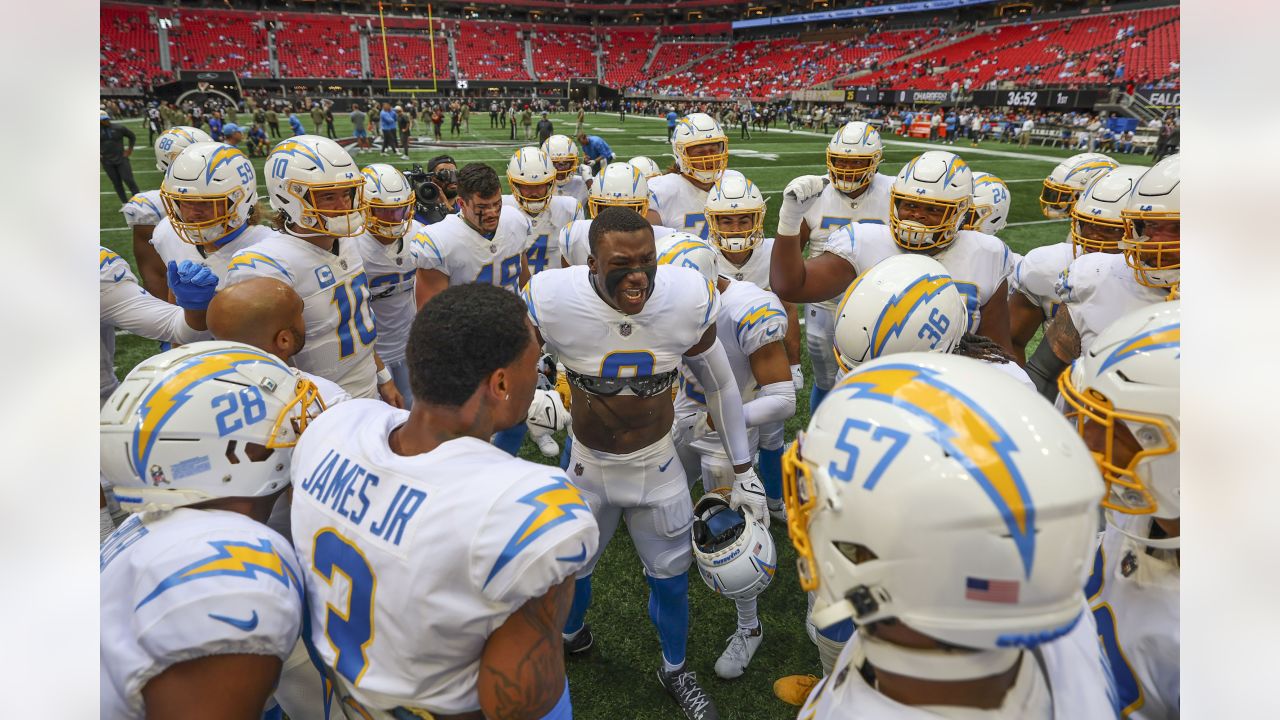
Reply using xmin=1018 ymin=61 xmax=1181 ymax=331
xmin=222 ymin=123 xmax=242 ymax=135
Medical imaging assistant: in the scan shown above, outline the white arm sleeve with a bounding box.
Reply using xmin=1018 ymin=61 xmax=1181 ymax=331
xmin=100 ymin=279 xmax=208 ymax=345
xmin=684 ymin=338 xmax=751 ymax=467
xmin=742 ymin=381 xmax=796 ymax=428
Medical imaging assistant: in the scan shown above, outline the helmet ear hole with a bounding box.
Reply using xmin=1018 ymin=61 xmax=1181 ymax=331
xmin=245 ymin=442 xmax=275 ymax=463
xmin=225 ymin=440 xmax=241 ymax=465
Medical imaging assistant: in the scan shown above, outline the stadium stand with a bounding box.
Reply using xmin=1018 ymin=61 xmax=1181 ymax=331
xmin=101 ymin=4 xmax=165 ymax=88
xmin=454 ymin=20 xmax=530 ymax=80
xmin=601 ymin=28 xmax=657 ymax=89
xmin=531 ymin=28 xmax=598 ymax=82
xmin=165 ymin=8 xmax=271 ymax=78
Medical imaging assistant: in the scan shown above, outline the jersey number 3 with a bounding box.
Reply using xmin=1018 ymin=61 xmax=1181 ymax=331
xmin=312 ymin=528 xmax=376 ymax=686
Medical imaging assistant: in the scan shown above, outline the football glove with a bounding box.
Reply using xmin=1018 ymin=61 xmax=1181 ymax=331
xmin=731 ymin=467 xmax=769 ymax=528
xmin=526 ymin=388 xmax=570 ymax=434
xmin=791 ymin=364 xmax=805 ymax=392
xmin=167 ymin=260 xmax=218 ymax=311
xmin=778 ymin=175 xmax=829 ymax=235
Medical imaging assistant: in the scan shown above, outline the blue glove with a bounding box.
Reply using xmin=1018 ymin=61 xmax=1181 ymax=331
xmin=167 ymin=260 xmax=218 ymax=311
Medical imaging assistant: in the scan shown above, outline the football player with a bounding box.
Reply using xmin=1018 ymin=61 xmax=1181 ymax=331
xmin=290 ymin=283 xmax=598 ymax=719
xmin=559 ymin=161 xmax=674 ymax=268
xmin=772 ymin=151 xmax=1015 ymax=359
xmin=223 ymin=135 xmax=401 ymax=406
xmin=1011 ymin=162 xmax=1145 ymax=364
xmin=153 ymin=142 xmax=272 ymax=286
xmin=1060 ymin=300 xmax=1180 ymax=720
xmin=522 ymin=207 xmax=766 ymax=719
xmin=356 ymin=164 xmax=422 ymax=407
xmin=703 ymin=171 xmax=803 ymax=520
xmin=661 ymin=234 xmax=794 ymax=680
xmin=644 ymin=112 xmax=729 ymax=240
xmin=785 ymin=353 xmax=1116 ymax=717
xmin=124 ymin=126 xmax=213 ymax=297
xmin=1027 ymin=154 xmax=1179 ymax=399
xmin=769 ymin=121 xmax=891 ymax=410
xmin=410 ymin=162 xmax=534 ymax=455
xmin=1039 ymin=151 xmax=1119 ymax=219
xmin=966 ymin=171 xmax=1012 ymax=237
xmin=100 ymin=342 xmax=323 ymax=720
xmin=543 ymin=134 xmax=590 ymax=205
xmin=504 ymin=147 xmax=580 ymax=274
xmin=628 ymin=155 xmax=663 ymax=179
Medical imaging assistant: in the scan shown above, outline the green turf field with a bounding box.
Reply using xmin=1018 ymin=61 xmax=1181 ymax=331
xmin=100 ymin=110 xmax=1152 ymax=719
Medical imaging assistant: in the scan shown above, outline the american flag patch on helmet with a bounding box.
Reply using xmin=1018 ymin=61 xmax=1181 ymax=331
xmin=965 ymin=577 xmax=1019 ymax=604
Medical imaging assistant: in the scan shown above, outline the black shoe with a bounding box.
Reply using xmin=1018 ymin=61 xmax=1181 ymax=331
xmin=658 ymin=663 xmax=719 ymax=720
xmin=563 ymin=624 xmax=593 ymax=655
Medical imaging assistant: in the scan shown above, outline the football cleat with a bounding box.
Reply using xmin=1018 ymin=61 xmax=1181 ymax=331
xmin=714 ymin=624 xmax=763 ymax=680
xmin=658 ymin=663 xmax=719 ymax=720
xmin=773 ymin=674 xmax=820 ymax=706
xmin=563 ymin=624 xmax=594 ymax=655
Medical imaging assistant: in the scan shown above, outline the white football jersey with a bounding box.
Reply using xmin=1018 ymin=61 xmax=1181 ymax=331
xmin=150 ymin=218 xmax=271 ymax=288
xmin=556 ymin=175 xmax=590 ymax=206
xmin=522 ymin=265 xmax=718 ymax=378
xmin=224 ymin=232 xmax=379 ymax=399
xmin=800 ymin=613 xmax=1117 ymax=719
xmin=801 ymin=172 xmax=894 ymax=246
xmin=675 ymin=279 xmax=787 ymax=452
xmin=120 ymin=190 xmax=166 ymax=228
xmin=410 ymin=209 xmax=532 ymax=293
xmin=1011 ymin=241 xmax=1074 ymax=319
xmin=99 ymin=247 xmax=207 ymax=402
xmin=290 ymin=400 xmax=598 ymax=715
xmin=649 ymin=172 xmax=712 ymax=240
xmin=558 ymin=218 xmax=676 ymax=267
xmin=1057 ymin=252 xmax=1170 ymax=354
xmin=1086 ymin=516 xmax=1180 ymax=720
xmin=101 ymin=509 xmax=304 ymax=720
xmin=503 ymin=194 xmax=580 ymax=274
xmin=823 ymin=223 xmax=1013 ymax=331
xmin=715 ymin=237 xmax=776 ymax=289
xmin=355 ymin=222 xmax=424 ymax=366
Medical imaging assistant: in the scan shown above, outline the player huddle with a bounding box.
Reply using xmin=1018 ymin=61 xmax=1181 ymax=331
xmin=100 ymin=112 xmax=1180 ymax=719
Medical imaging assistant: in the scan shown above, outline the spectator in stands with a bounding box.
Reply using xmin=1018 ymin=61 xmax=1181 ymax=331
xmin=577 ymin=132 xmax=614 ymax=176
xmin=221 ymin=123 xmax=244 ymax=148
xmin=1117 ymin=130 xmax=1135 ymax=154
xmin=350 ymin=103 xmax=369 ymax=154
xmin=666 ymin=107 xmax=678 ymax=141
xmin=536 ymin=112 xmax=554 ymax=145
xmin=288 ymin=111 xmax=305 ymax=137
xmin=310 ymin=103 xmax=325 ymax=134
xmin=265 ymin=105 xmax=280 ymax=138
xmin=1020 ymin=115 xmax=1034 ymax=147
xmin=379 ymin=102 xmax=400 ymax=156
xmin=247 ymin=124 xmax=269 ymax=157
xmin=100 ymin=111 xmax=139 ymax=204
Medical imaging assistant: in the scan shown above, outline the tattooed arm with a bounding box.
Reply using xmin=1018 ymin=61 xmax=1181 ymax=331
xmin=1027 ymin=304 xmax=1081 ymax=400
xmin=477 ymin=575 xmax=576 ymax=720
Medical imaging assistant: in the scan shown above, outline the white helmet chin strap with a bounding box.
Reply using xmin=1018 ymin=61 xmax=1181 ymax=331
xmin=859 ymin=631 xmax=1024 ymax=683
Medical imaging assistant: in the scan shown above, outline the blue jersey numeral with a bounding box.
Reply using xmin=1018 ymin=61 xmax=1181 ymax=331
xmin=600 ymin=351 xmax=655 ymax=378
xmin=476 ymin=254 xmax=523 ymax=292
xmin=312 ymin=529 xmax=376 ymax=686
xmin=332 ymin=274 xmax=378 ymax=359
xmin=526 ymin=234 xmax=550 ymax=274
xmin=954 ymin=281 xmax=981 ymax=331
xmin=683 ymin=212 xmax=709 ymax=240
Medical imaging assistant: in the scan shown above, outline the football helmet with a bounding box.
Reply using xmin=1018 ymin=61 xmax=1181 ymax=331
xmin=692 ymin=489 xmax=777 ymax=601
xmin=832 ymin=254 xmax=967 ymax=372
xmin=361 ymin=163 xmax=415 ymax=241
xmin=586 ymin=162 xmax=649 ymax=219
xmin=627 ymin=155 xmax=663 ymax=179
xmin=506 ymin=147 xmax=557 ymax=217
xmin=1039 ymin=152 xmax=1118 ymax=219
xmin=888 ymin=151 xmax=973 ymax=252
xmin=825 ymin=121 xmax=883 ymax=194
xmin=266 ymin=135 xmax=366 ymax=237
xmin=1120 ymin=154 xmax=1180 ymax=289
xmin=705 ymin=170 xmax=766 ymax=253
xmin=541 ymin=134 xmax=580 ymax=186
xmin=965 ymin=171 xmax=1011 ymax=235
xmin=154 ymin=125 xmax=213 ymax=172
xmin=100 ymin=341 xmax=325 ymax=513
xmin=657 ymin=232 xmax=719 ymax=284
xmin=1058 ymin=300 xmax=1180 ymax=523
xmin=783 ymin=352 xmax=1103 ymax=652
xmin=672 ymin=112 xmax=729 ymax=184
xmin=1069 ymin=165 xmax=1146 ymax=256
xmin=160 ymin=142 xmax=258 ymax=247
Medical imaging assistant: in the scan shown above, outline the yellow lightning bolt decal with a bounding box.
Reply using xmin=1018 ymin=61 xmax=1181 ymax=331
xmin=132 ymin=347 xmax=282 ymax=479
xmin=204 ymin=144 xmax=248 ymax=184
xmin=100 ymin=247 xmax=122 ymax=269
xmin=136 ymin=538 xmax=301 ymax=608
xmin=869 ymin=274 xmax=956 ymax=358
xmin=835 ymin=363 xmax=1037 ymax=576
xmin=227 ymin=251 xmax=292 ymax=280
xmin=1098 ymin=323 xmax=1180 ymax=374
xmin=485 ymin=477 xmax=591 ymax=588
xmin=736 ymin=303 xmax=785 ymax=343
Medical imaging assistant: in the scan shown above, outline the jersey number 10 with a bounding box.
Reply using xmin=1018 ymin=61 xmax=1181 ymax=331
xmin=331 ymin=274 xmax=378 ymax=358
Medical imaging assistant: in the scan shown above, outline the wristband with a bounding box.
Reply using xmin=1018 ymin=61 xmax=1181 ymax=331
xmin=377 ymin=368 xmax=393 ymax=385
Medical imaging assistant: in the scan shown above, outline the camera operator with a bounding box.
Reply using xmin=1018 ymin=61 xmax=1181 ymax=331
xmin=405 ymin=154 xmax=460 ymax=225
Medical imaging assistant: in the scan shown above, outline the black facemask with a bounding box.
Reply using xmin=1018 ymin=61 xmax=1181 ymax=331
xmin=600 ymin=264 xmax=657 ymax=303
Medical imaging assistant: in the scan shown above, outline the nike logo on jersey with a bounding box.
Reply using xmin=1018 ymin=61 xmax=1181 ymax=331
xmin=658 ymin=457 xmax=673 ymax=472
xmin=208 ymin=610 xmax=259 ymax=632
xmin=557 ymin=543 xmax=588 ymax=564
xmin=765 ymin=327 xmax=780 ymax=337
